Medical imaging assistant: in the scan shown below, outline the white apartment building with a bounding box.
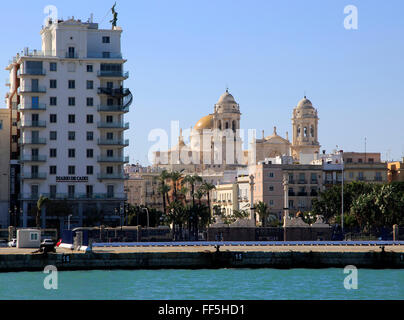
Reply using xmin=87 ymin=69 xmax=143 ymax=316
xmin=5 ymin=17 xmax=132 ymax=229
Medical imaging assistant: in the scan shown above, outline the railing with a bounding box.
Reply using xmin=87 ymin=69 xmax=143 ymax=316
xmin=357 ymin=176 xmax=366 ymax=181
xmin=374 ymin=176 xmax=383 ymax=181
xmin=97 ymin=122 xmax=129 ymax=129
xmin=87 ymin=53 xmax=123 ymax=59
xmin=19 ymin=69 xmax=46 ymax=76
xmin=65 ymin=53 xmax=79 ymax=59
xmin=97 ymin=139 xmax=129 ymax=146
xmin=97 ymin=173 xmax=129 ymax=180
xmin=21 ymin=173 xmax=47 ymax=179
xmin=288 ymin=192 xmax=295 ymax=196
xmin=19 ymin=86 xmax=47 ymax=93
xmin=97 ymin=156 xmax=129 ymax=163
xmin=310 ymin=192 xmax=318 ymax=197
xmin=97 ymin=105 xmax=129 ymax=112
xmin=19 ymin=137 xmax=47 ymax=145
xmin=20 ymin=155 xmax=47 ymax=162
xmin=298 ymin=180 xmax=307 ymax=184
xmin=297 ymin=192 xmax=308 ymax=196
xmin=288 ymin=180 xmax=295 ymax=184
xmin=97 ymin=71 xmax=129 ymax=78
xmin=18 ymin=120 xmax=47 ymax=128
xmin=310 ymin=180 xmax=318 ymax=184
xmin=18 ymin=103 xmax=47 ymax=111
xmin=97 ymin=87 xmax=131 ymax=97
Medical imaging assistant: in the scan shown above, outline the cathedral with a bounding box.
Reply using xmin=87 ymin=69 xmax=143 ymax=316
xmin=153 ymin=90 xmax=320 ymax=170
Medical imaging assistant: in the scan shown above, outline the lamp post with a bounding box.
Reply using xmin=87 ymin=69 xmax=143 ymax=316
xmin=341 ymin=150 xmax=344 ymax=237
xmin=68 ymin=214 xmax=72 ymax=230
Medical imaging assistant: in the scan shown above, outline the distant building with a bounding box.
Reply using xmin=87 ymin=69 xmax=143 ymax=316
xmin=387 ymin=158 xmax=404 ymax=183
xmin=342 ymin=152 xmax=387 ymax=183
xmin=0 ymin=109 xmax=10 ymax=228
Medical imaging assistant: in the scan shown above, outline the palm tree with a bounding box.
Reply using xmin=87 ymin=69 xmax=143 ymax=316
xmin=168 ymin=170 xmax=184 ymax=201
xmin=201 ymin=182 xmax=216 ymax=218
xmin=183 ymin=174 xmax=203 ymax=206
xmin=158 ymin=170 xmax=171 ymax=214
xmin=255 ymin=201 xmax=269 ymax=227
xmin=36 ymin=195 xmax=49 ymax=228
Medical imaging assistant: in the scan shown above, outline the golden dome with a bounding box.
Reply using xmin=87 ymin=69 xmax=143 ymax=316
xmin=194 ymin=114 xmax=213 ymax=130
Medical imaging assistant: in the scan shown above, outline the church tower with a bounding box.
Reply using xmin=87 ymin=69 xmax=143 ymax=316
xmin=291 ymin=96 xmax=320 ymax=160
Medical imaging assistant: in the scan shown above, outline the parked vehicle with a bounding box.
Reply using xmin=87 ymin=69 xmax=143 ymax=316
xmin=8 ymin=238 xmax=17 ymax=247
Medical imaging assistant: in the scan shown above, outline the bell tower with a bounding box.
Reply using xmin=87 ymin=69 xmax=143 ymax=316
xmin=291 ymin=96 xmax=320 ymax=160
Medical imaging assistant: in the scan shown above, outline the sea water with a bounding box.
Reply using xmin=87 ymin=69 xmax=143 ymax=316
xmin=0 ymin=268 xmax=403 ymax=300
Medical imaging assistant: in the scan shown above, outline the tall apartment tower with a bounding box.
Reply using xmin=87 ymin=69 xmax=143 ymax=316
xmin=5 ymin=17 xmax=132 ymax=229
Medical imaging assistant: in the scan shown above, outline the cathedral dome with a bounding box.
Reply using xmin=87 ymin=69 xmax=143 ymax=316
xmin=297 ymin=96 xmax=313 ymax=109
xmin=194 ymin=114 xmax=213 ymax=130
xmin=217 ymin=90 xmax=237 ymax=105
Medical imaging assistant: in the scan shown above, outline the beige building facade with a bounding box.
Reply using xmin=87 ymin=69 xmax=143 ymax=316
xmin=342 ymin=152 xmax=387 ymax=183
xmin=0 ymin=109 xmax=10 ymax=227
xmin=387 ymin=158 xmax=404 ymax=183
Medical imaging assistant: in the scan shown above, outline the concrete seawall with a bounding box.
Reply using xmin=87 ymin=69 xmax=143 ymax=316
xmin=1 ymin=249 xmax=404 ymax=272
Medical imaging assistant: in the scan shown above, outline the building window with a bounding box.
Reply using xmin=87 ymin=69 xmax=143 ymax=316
xmin=49 ymin=166 xmax=57 ymax=175
xmin=87 ymin=65 xmax=93 ymax=72
xmin=68 ymin=166 xmax=75 ymax=175
xmin=102 ymin=36 xmax=110 ymax=43
xmin=106 ymin=166 xmax=113 ymax=174
xmin=87 ymin=80 xmax=93 ymax=89
xmin=269 ymin=200 xmax=274 ymax=206
xmin=50 ymin=114 xmax=57 ymax=123
xmin=349 ymin=172 xmax=354 ymax=178
xmin=68 ymin=185 xmax=75 ymax=197
xmin=107 ymin=149 xmax=114 ymax=157
xmin=68 ymin=149 xmax=76 ymax=158
xmin=86 ymin=149 xmax=93 ymax=158
xmin=86 ymin=132 xmax=93 ymax=141
xmin=50 ymin=79 xmax=57 ymax=88
xmin=106 ymin=115 xmax=113 ymax=123
xmin=50 ymin=149 xmax=57 ymax=158
xmin=346 ymin=158 xmax=353 ymax=163
xmin=268 ymin=172 xmax=274 ymax=178
xmin=106 ymin=132 xmax=113 ymax=140
xmin=86 ymin=166 xmax=93 ymax=175
xmin=0 ymin=120 xmax=2 ymax=130
xmin=50 ymin=97 xmax=57 ymax=106
xmin=102 ymin=52 xmax=111 ymax=58
xmin=49 ymin=62 xmax=57 ymax=72
xmin=68 ymin=80 xmax=75 ymax=89
xmin=269 ymin=186 xmax=274 ymax=191
xmin=49 ymin=185 xmax=57 ymax=198
xmin=68 ymin=114 xmax=75 ymax=123
xmin=368 ymin=158 xmax=374 ymax=164
xmin=50 ymin=131 xmax=57 ymax=140
xmin=68 ymin=97 xmax=76 ymax=106
xmin=86 ymin=97 xmax=94 ymax=106
xmin=30 ymin=233 xmax=38 ymax=241
xmin=68 ymin=131 xmax=75 ymax=141
xmin=86 ymin=115 xmax=93 ymax=123
xmin=358 ymin=158 xmax=363 ymax=163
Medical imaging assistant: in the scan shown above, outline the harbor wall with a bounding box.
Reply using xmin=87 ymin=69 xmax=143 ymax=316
xmin=1 ymin=250 xmax=404 ymax=272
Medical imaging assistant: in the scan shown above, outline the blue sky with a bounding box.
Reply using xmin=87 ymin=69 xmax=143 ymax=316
xmin=1 ymin=0 xmax=403 ymax=164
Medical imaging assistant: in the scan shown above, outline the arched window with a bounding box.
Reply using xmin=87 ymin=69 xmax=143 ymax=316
xmin=297 ymin=126 xmax=301 ymax=137
xmin=218 ymin=121 xmax=222 ymax=130
xmin=232 ymin=120 xmax=236 ymax=131
xmin=310 ymin=125 xmax=314 ymax=137
xmin=226 ymin=122 xmax=229 ymax=129
xmin=304 ymin=127 xmax=308 ymax=137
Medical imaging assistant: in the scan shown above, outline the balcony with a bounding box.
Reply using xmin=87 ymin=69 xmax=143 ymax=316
xmin=297 ymin=192 xmax=308 ymax=196
xmin=87 ymin=53 xmax=123 ymax=59
xmin=310 ymin=191 xmax=318 ymax=197
xmin=19 ymin=69 xmax=46 ymax=76
xmin=374 ymin=176 xmax=383 ymax=182
xmin=97 ymin=122 xmax=129 ymax=130
xmin=20 ymin=155 xmax=47 ymax=162
xmin=288 ymin=192 xmax=295 ymax=196
xmin=18 ymin=121 xmax=47 ymax=128
xmin=288 ymin=180 xmax=295 ymax=184
xmin=97 ymin=71 xmax=129 ymax=78
xmin=97 ymin=139 xmax=129 ymax=147
xmin=97 ymin=156 xmax=129 ymax=163
xmin=19 ymin=193 xmax=128 ymax=201
xmin=357 ymin=176 xmax=366 ymax=181
xmin=97 ymin=105 xmax=129 ymax=113
xmin=19 ymin=138 xmax=47 ymax=145
xmin=97 ymin=173 xmax=129 ymax=180
xmin=18 ymin=103 xmax=47 ymax=111
xmin=65 ymin=53 xmax=79 ymax=59
xmin=97 ymin=87 xmax=131 ymax=97
xmin=310 ymin=180 xmax=318 ymax=184
xmin=19 ymin=86 xmax=46 ymax=94
xmin=298 ymin=180 xmax=307 ymax=184
xmin=21 ymin=172 xmax=47 ymax=180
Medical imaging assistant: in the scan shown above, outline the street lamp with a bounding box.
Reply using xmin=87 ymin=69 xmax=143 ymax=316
xmin=68 ymin=214 xmax=72 ymax=230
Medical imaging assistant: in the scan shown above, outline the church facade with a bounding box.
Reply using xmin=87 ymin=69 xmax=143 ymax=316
xmin=153 ymin=91 xmax=320 ymax=170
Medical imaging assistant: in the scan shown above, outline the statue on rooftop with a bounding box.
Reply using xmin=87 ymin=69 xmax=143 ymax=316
xmin=110 ymin=2 xmax=118 ymax=28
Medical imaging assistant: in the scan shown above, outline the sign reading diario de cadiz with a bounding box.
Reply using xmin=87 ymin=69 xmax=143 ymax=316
xmin=56 ymin=176 xmax=89 ymax=182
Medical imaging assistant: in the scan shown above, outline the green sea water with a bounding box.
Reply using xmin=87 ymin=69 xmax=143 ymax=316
xmin=0 ymin=269 xmax=403 ymax=300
